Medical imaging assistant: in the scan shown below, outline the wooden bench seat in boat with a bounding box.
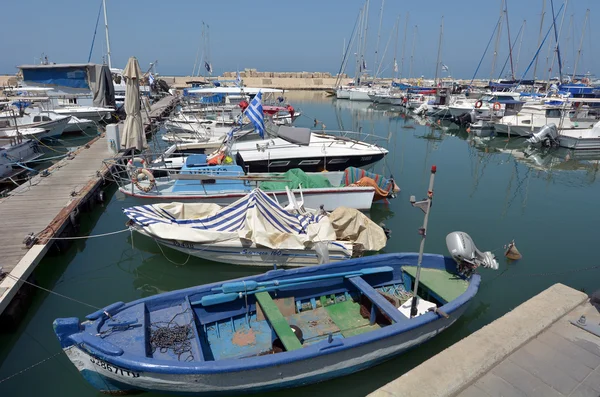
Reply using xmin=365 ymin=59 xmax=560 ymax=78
xmin=347 ymin=276 xmax=408 ymax=324
xmin=255 ymin=291 xmax=302 ymax=351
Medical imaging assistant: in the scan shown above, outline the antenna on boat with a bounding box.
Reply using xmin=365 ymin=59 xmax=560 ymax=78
xmin=408 ymin=165 xmax=436 ymax=318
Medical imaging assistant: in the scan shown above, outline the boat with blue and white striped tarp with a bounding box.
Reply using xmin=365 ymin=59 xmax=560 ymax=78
xmin=53 ymin=232 xmax=498 ymax=395
xmin=124 ymin=188 xmax=388 ymax=267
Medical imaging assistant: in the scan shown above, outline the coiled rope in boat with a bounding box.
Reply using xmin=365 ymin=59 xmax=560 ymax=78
xmin=150 ymin=310 xmax=194 ymax=362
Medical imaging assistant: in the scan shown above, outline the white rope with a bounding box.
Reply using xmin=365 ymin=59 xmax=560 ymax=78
xmin=0 ymin=352 xmax=62 ymax=384
xmin=2 ymin=273 xmax=102 ymax=311
xmin=44 ymin=227 xmax=132 ymax=240
xmin=154 ymin=240 xmax=191 ymax=266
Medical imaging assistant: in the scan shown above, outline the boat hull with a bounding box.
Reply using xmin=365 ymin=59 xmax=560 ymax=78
xmin=148 ymin=236 xmax=353 ymax=266
xmin=239 ymin=152 xmax=387 ymax=173
xmin=119 ymin=186 xmax=376 ymax=211
xmin=558 ymin=135 xmax=600 ymax=150
xmin=62 ymin=302 xmax=468 ymax=395
xmin=348 ymin=90 xmax=372 ymax=101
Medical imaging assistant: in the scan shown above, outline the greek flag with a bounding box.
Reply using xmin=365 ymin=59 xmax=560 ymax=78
xmin=205 ymin=61 xmax=212 ymax=73
xmin=393 ymin=60 xmax=398 ymax=73
xmin=236 ymin=71 xmax=242 ymax=87
xmin=245 ymin=91 xmax=265 ymax=139
xmin=148 ymin=73 xmax=155 ymax=85
xmin=441 ymin=64 xmax=449 ymax=72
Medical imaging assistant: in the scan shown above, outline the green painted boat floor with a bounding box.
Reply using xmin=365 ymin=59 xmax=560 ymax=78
xmin=402 ymin=266 xmax=468 ymax=303
xmin=325 ymin=299 xmax=381 ymax=337
xmin=255 ymin=291 xmax=302 ymax=351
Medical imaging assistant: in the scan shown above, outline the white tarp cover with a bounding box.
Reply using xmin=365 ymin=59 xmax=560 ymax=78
xmin=120 ymin=57 xmax=147 ymax=151
xmin=328 ymin=207 xmax=387 ymax=251
xmin=123 ymin=189 xmax=337 ymax=250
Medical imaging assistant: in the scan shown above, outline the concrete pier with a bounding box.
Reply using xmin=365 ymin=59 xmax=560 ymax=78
xmin=369 ymin=284 xmax=595 ymax=397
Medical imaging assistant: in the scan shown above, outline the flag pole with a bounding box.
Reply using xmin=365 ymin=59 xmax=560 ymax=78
xmin=409 ymin=165 xmax=437 ymax=318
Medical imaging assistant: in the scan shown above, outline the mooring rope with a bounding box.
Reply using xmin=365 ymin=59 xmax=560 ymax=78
xmin=1 ymin=273 xmax=104 ymax=312
xmin=0 ymin=352 xmax=62 ymax=384
xmin=43 ymin=227 xmax=132 ymax=240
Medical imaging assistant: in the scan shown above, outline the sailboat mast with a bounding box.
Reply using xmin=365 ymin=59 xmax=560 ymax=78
xmin=434 ymin=16 xmax=444 ymax=86
xmin=572 ymin=9 xmax=590 ymax=80
xmin=373 ymin=0 xmax=385 ymax=79
xmin=505 ymin=0 xmax=515 ymax=80
xmin=102 ymin=0 xmax=112 ymax=69
xmin=409 ymin=25 xmax=417 ymax=81
xmin=392 ymin=14 xmax=400 ymax=79
xmin=355 ymin=5 xmax=365 ymax=82
xmin=400 ymin=13 xmax=409 ymax=80
xmin=549 ymin=0 xmax=567 ymax=83
xmin=362 ymin=0 xmax=370 ymax=79
xmin=490 ymin=0 xmax=505 ymax=81
xmin=533 ymin=0 xmax=546 ymax=82
xmin=515 ymin=20 xmax=526 ymax=77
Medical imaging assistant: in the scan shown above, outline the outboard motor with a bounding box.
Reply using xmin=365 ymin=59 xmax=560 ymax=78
xmin=456 ymin=110 xmax=477 ymax=126
xmin=414 ymin=103 xmax=428 ymax=116
xmin=446 ymin=231 xmax=499 ymax=276
xmin=527 ymin=123 xmax=559 ymax=146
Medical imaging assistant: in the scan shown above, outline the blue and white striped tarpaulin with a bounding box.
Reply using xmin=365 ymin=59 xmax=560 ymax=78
xmin=123 ymin=189 xmax=324 ymax=235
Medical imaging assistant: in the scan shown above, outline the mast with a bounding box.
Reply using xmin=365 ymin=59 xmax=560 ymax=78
xmin=197 ymin=22 xmax=206 ymax=77
xmin=515 ymin=20 xmax=526 ymax=77
xmin=400 ymin=13 xmax=409 ymax=80
xmin=505 ymin=0 xmax=515 ymax=80
xmin=373 ymin=0 xmax=385 ymax=79
xmin=549 ymin=0 xmax=567 ymax=83
xmin=533 ymin=0 xmax=546 ymax=81
xmin=362 ymin=0 xmax=370 ymax=79
xmin=354 ymin=5 xmax=365 ymax=82
xmin=572 ymin=9 xmax=590 ymax=80
xmin=490 ymin=0 xmax=505 ymax=81
xmin=102 ymin=0 xmax=112 ymax=69
xmin=392 ymin=14 xmax=400 ymax=79
xmin=409 ymin=25 xmax=417 ymax=81
xmin=434 ymin=16 xmax=444 ymax=86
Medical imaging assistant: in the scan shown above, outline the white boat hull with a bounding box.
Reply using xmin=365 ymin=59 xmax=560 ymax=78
xmin=348 ymin=90 xmax=372 ymax=101
xmin=53 ymin=108 xmax=113 ymax=123
xmin=149 ymin=236 xmax=353 ymax=267
xmin=558 ymin=135 xmax=600 ymax=150
xmin=119 ymin=185 xmax=376 ymax=211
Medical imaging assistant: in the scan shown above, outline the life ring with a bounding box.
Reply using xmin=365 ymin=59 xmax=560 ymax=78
xmin=492 ymin=102 xmax=501 ymax=111
xmin=132 ymin=168 xmax=155 ymax=193
xmin=127 ymin=157 xmax=147 ymax=169
xmin=474 ymin=100 xmax=483 ymax=109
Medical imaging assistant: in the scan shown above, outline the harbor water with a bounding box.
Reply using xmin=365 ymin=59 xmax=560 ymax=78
xmin=1 ymin=91 xmax=599 ymax=396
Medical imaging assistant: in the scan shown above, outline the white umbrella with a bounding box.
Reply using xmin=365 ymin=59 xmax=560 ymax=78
xmin=120 ymin=56 xmax=147 ymax=151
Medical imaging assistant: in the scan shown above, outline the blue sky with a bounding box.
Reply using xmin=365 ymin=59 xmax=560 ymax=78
xmin=0 ymin=0 xmax=597 ymax=79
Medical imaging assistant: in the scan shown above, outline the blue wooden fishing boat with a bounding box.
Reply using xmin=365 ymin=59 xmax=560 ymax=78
xmin=53 ymin=232 xmax=498 ymax=395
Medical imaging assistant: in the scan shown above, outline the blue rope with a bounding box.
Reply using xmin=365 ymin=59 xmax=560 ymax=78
xmin=88 ymin=0 xmax=103 ymax=63
xmin=469 ymin=16 xmax=503 ymax=88
xmin=550 ymin=0 xmax=563 ymax=82
xmin=498 ymin=23 xmax=524 ymax=80
xmin=518 ymin=3 xmax=564 ymax=84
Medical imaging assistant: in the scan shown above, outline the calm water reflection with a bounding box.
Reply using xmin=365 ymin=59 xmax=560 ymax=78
xmin=1 ymin=92 xmax=599 ymax=397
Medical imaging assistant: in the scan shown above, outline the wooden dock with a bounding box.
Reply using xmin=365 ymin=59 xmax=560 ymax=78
xmin=369 ymin=284 xmax=596 ymax=397
xmin=0 ymin=96 xmax=178 ymax=324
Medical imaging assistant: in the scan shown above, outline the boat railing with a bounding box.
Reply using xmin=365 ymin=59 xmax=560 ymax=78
xmin=104 ymin=151 xmax=249 ymax=193
xmin=313 ymin=130 xmax=388 ymax=147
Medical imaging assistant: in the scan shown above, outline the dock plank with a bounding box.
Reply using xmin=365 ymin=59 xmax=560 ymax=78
xmin=0 ymin=97 xmax=176 ymax=318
